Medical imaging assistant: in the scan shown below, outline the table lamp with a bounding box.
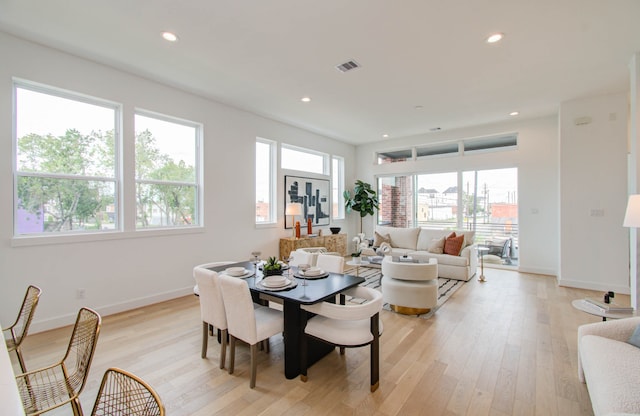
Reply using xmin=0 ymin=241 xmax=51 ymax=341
xmin=285 ymin=203 xmax=303 ymax=238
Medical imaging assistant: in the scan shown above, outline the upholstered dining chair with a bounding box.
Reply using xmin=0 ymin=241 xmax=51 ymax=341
xmin=15 ymin=307 xmax=101 ymax=416
xmin=300 ymin=286 xmax=383 ymax=392
xmin=3 ymin=284 xmax=42 ymax=374
xmin=90 ymin=367 xmax=165 ymax=416
xmin=316 ymin=253 xmax=345 ymax=274
xmin=193 ymin=261 xmax=236 ymax=297
xmin=287 ymin=250 xmax=314 ymax=267
xmin=193 ymin=264 xmax=234 ymax=368
xmin=217 ymin=273 xmax=284 ymax=388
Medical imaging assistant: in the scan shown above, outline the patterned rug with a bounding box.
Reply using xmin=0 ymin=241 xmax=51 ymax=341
xmin=344 ymin=265 xmax=464 ymax=319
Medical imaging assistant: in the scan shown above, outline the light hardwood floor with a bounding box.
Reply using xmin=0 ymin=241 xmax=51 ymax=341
xmin=13 ymin=268 xmax=613 ymax=415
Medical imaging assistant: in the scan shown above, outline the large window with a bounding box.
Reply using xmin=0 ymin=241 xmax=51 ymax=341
xmin=332 ymin=156 xmax=345 ymax=219
xmin=378 ymin=168 xmax=519 ymax=264
xmin=281 ymin=144 xmax=328 ymax=175
xmin=256 ymin=138 xmax=276 ymax=224
xmin=14 ymin=82 xmax=119 ymax=235
xmin=135 ymin=112 xmax=200 ymax=229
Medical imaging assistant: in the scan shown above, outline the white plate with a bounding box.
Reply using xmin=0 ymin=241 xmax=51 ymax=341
xmin=302 ymin=268 xmax=325 ymax=277
xmin=225 ymin=267 xmax=247 ymax=276
xmin=261 ymin=278 xmax=291 ymax=288
xmin=226 ymin=269 xmax=254 ymax=278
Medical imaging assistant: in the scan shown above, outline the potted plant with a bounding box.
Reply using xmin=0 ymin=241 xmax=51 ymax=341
xmin=351 ymin=249 xmax=362 ymax=264
xmin=262 ymin=256 xmax=283 ymax=276
xmin=343 ymin=180 xmax=380 ymax=234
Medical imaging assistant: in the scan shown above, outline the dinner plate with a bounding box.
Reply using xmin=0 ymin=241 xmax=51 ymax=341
xmin=294 ymin=271 xmax=329 ymax=279
xmin=225 ymin=269 xmax=254 ymax=278
xmin=261 ymin=277 xmax=291 ymax=288
xmin=256 ymin=278 xmax=297 ymax=292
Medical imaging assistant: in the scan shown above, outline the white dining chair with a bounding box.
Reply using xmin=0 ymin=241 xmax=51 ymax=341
xmin=193 ymin=265 xmax=232 ymax=368
xmin=193 ymin=261 xmax=236 ymax=297
xmin=288 ymin=250 xmax=314 ymax=267
xmin=217 ymin=273 xmax=284 ymax=388
xmin=316 ymin=253 xmax=345 ymax=274
xmin=300 ymin=286 xmax=383 ymax=392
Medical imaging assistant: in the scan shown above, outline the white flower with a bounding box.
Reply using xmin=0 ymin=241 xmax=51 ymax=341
xmin=352 ymin=236 xmax=361 ymax=244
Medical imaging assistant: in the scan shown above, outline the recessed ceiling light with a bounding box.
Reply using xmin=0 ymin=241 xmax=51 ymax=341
xmin=162 ymin=32 xmax=178 ymax=42
xmin=301 ymin=97 xmax=311 ymax=103
xmin=486 ymin=33 xmax=504 ymax=43
xmin=509 ymin=111 xmax=519 ymax=116
xmin=382 ymin=134 xmax=389 ymax=138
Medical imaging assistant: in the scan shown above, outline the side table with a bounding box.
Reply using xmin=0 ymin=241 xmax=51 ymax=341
xmin=346 ymin=260 xmax=370 ymax=277
xmin=571 ymin=299 xmax=637 ymax=321
xmin=477 ymin=246 xmax=489 ymax=282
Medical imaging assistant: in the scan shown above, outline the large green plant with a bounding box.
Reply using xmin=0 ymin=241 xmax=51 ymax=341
xmin=343 ymin=180 xmax=379 ymax=233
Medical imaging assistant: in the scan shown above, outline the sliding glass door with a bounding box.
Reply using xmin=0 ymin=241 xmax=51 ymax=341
xmin=377 ymin=167 xmax=518 ymax=265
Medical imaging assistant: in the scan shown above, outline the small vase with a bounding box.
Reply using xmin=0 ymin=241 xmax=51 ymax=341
xmin=352 ymin=256 xmax=361 ymax=264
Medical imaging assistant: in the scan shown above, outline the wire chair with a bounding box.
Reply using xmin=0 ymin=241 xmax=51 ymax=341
xmin=90 ymin=368 xmax=165 ymax=416
xmin=3 ymin=285 xmax=42 ymax=374
xmin=15 ymin=307 xmax=101 ymax=416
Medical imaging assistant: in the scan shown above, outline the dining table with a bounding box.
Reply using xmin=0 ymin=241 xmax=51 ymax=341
xmin=208 ymin=261 xmax=364 ymax=379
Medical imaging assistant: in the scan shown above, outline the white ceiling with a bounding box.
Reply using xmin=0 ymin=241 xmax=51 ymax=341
xmin=1 ymin=0 xmax=639 ymax=145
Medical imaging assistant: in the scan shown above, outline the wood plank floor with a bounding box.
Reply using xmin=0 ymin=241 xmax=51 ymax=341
xmin=13 ymin=268 xmax=611 ymax=415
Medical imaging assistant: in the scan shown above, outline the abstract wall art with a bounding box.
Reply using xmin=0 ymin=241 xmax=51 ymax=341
xmin=284 ymin=175 xmax=330 ymax=229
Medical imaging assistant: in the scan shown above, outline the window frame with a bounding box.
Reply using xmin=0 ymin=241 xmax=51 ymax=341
xmin=134 ymin=109 xmax=203 ymax=230
xmin=12 ymin=79 xmax=122 ymax=238
xmin=255 ymin=137 xmax=277 ymax=226
xmin=331 ymin=155 xmax=345 ymax=220
xmin=281 ymin=143 xmax=329 ymax=175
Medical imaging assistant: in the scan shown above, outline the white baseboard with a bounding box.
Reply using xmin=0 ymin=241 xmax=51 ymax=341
xmin=30 ymin=286 xmax=194 ymax=334
xmin=558 ymin=278 xmax=630 ymax=295
xmin=517 ymin=266 xmax=557 ymax=277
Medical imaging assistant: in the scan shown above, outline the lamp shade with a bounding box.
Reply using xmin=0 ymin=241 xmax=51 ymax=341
xmin=623 ymin=195 xmax=640 ymax=227
xmin=285 ymin=203 xmax=303 ymax=216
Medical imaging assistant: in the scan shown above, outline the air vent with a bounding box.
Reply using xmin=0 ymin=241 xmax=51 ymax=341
xmin=336 ymin=60 xmax=361 ymax=73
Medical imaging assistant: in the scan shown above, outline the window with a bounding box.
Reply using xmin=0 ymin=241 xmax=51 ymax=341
xmin=332 ymin=156 xmax=345 ymax=219
xmin=135 ymin=112 xmax=200 ymax=229
xmin=463 ymin=134 xmax=517 ymax=153
xmin=376 ymin=149 xmax=412 ymax=164
xmin=14 ymin=82 xmax=119 ymax=235
xmin=281 ymin=144 xmax=328 ymax=174
xmin=256 ymin=138 xmax=276 ymax=224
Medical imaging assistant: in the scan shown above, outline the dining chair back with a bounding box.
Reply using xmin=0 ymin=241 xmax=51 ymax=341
xmin=193 ymin=261 xmax=236 ymax=296
xmin=3 ymin=284 xmax=42 ymax=373
xmin=217 ymin=273 xmax=284 ymax=388
xmin=193 ymin=265 xmax=230 ymax=367
xmin=316 ymin=254 xmax=345 ymax=274
xmin=16 ymin=307 xmax=101 ymax=416
xmin=287 ymin=250 xmax=314 ymax=267
xmin=300 ymin=286 xmax=383 ymax=392
xmin=90 ymin=367 xmax=165 ymax=416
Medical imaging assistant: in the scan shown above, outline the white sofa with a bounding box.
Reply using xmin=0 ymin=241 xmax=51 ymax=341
xmin=372 ymin=226 xmax=477 ymax=281
xmin=578 ymin=317 xmax=640 ymax=416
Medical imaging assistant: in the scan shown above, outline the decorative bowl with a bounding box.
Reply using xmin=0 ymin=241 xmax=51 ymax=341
xmin=330 ymin=227 xmax=341 ymax=234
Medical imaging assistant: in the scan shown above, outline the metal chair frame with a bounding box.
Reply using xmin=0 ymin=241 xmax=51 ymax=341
xmin=3 ymin=285 xmax=42 ymax=374
xmin=90 ymin=367 xmax=165 ymax=416
xmin=15 ymin=307 xmax=101 ymax=416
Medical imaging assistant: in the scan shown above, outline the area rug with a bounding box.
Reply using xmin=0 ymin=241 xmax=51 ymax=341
xmin=344 ymin=265 xmax=464 ymax=319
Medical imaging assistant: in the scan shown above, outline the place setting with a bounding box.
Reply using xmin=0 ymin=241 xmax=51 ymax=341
xmin=294 ymin=264 xmax=329 ymax=280
xmin=223 ymin=266 xmax=254 ymax=278
xmin=256 ymin=274 xmax=297 ymax=291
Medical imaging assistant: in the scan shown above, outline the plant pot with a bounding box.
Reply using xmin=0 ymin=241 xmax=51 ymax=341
xmin=263 ymin=269 xmax=283 ymax=276
xmin=351 ymin=256 xmax=361 ymax=264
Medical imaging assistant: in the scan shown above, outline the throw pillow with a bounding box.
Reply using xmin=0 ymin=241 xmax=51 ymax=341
xmin=444 ymin=233 xmax=465 ymax=256
xmin=427 ymin=237 xmax=446 ymax=254
xmin=628 ymin=324 xmax=640 ymax=348
xmin=373 ymin=231 xmax=391 ymax=247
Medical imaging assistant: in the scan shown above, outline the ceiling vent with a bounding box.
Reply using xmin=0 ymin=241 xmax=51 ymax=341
xmin=335 ymin=60 xmax=361 ymax=73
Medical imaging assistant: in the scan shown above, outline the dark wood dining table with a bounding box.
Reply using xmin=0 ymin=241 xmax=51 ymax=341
xmin=208 ymin=261 xmax=364 ymax=379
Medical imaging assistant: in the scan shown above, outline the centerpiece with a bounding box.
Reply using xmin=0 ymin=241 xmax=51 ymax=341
xmin=262 ymin=256 xmax=283 ymax=276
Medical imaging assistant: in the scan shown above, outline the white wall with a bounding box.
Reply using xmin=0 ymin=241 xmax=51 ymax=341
xmin=0 ymin=32 xmax=354 ymax=332
xmin=559 ymin=92 xmax=630 ymax=293
xmin=355 ymin=116 xmax=560 ymax=276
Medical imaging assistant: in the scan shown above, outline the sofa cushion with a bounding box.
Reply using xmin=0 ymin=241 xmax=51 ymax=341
xmin=580 ymin=335 xmax=640 ymax=415
xmin=416 ymin=229 xmax=450 ymax=250
xmin=373 ymin=231 xmax=391 ymax=247
xmin=376 ymin=226 xmax=420 ymax=250
xmin=427 ymin=237 xmax=446 ymax=254
xmin=444 ymin=233 xmax=465 ymax=255
xmin=628 ymin=324 xmax=640 ymax=348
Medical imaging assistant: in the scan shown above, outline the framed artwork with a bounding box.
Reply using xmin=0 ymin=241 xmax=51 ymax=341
xmin=284 ymin=175 xmax=331 ymax=229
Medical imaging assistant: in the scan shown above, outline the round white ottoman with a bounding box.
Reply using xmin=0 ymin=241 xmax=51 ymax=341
xmin=381 ymin=257 xmax=438 ymax=315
